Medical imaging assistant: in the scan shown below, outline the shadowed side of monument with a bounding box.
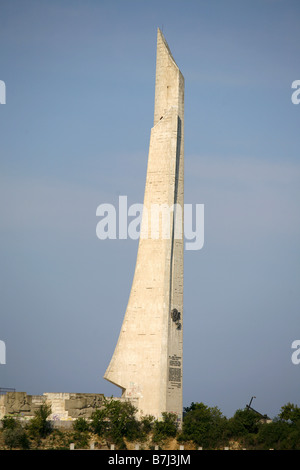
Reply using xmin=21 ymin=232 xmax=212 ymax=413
xmin=104 ymin=28 xmax=184 ymax=425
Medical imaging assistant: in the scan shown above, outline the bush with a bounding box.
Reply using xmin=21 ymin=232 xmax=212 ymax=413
xmin=279 ymin=403 xmax=300 ymax=424
xmin=71 ymin=417 xmax=91 ymax=449
xmin=27 ymin=403 xmax=52 ymax=439
xmin=90 ymin=408 xmax=107 ymax=436
xmin=256 ymin=419 xmax=293 ymax=450
xmin=152 ymin=412 xmax=178 ymax=444
xmin=73 ymin=417 xmax=90 ymax=432
xmin=90 ymin=398 xmax=140 ymax=448
xmin=179 ymin=402 xmax=227 ymax=449
xmin=140 ymin=415 xmax=155 ymax=438
xmin=1 ymin=417 xmax=30 ymax=449
xmin=2 ymin=415 xmax=19 ymax=430
xmin=227 ymin=408 xmax=261 ymax=438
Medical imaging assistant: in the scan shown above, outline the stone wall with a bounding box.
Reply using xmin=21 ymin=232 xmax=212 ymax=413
xmin=0 ymin=391 xmax=105 ymax=422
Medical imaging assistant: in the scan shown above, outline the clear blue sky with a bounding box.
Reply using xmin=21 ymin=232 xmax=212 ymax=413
xmin=1 ymin=0 xmax=299 ymax=419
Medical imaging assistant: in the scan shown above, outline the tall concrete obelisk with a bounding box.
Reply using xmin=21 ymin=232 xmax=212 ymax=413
xmin=104 ymin=28 xmax=184 ymax=424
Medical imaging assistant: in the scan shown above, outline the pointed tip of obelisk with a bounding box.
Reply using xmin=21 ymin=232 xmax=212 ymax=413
xmin=157 ymin=27 xmax=165 ymax=50
xmin=153 ymin=26 xmax=184 ymax=126
xmin=156 ymin=26 xmax=178 ymax=70
xmin=157 ymin=26 xmax=167 ymax=48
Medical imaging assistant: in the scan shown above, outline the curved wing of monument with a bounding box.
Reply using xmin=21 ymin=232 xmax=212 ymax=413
xmin=104 ymin=28 xmax=184 ymax=425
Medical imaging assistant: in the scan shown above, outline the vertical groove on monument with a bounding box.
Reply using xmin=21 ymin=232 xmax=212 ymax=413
xmin=104 ymin=28 xmax=184 ymax=423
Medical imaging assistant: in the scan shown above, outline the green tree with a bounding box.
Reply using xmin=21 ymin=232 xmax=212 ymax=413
xmin=1 ymin=415 xmax=18 ymax=430
xmin=152 ymin=412 xmax=178 ymax=445
xmin=72 ymin=417 xmax=91 ymax=449
xmin=90 ymin=408 xmax=107 ymax=436
xmin=179 ymin=402 xmax=227 ymax=449
xmin=90 ymin=398 xmax=140 ymax=448
xmin=256 ymin=418 xmax=293 ymax=450
xmin=1 ymin=415 xmax=30 ymax=449
xmin=73 ymin=417 xmax=90 ymax=432
xmin=227 ymin=408 xmax=261 ymax=437
xmin=140 ymin=415 xmax=155 ymax=436
xmin=265 ymin=403 xmax=300 ymax=450
xmin=279 ymin=403 xmax=300 ymax=424
xmin=27 ymin=402 xmax=52 ymax=439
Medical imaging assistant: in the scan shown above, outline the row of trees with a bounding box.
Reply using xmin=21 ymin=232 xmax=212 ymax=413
xmin=1 ymin=399 xmax=300 ymax=450
xmin=73 ymin=399 xmax=178 ymax=449
xmin=179 ymin=402 xmax=300 ymax=450
xmin=0 ymin=399 xmax=178 ymax=450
